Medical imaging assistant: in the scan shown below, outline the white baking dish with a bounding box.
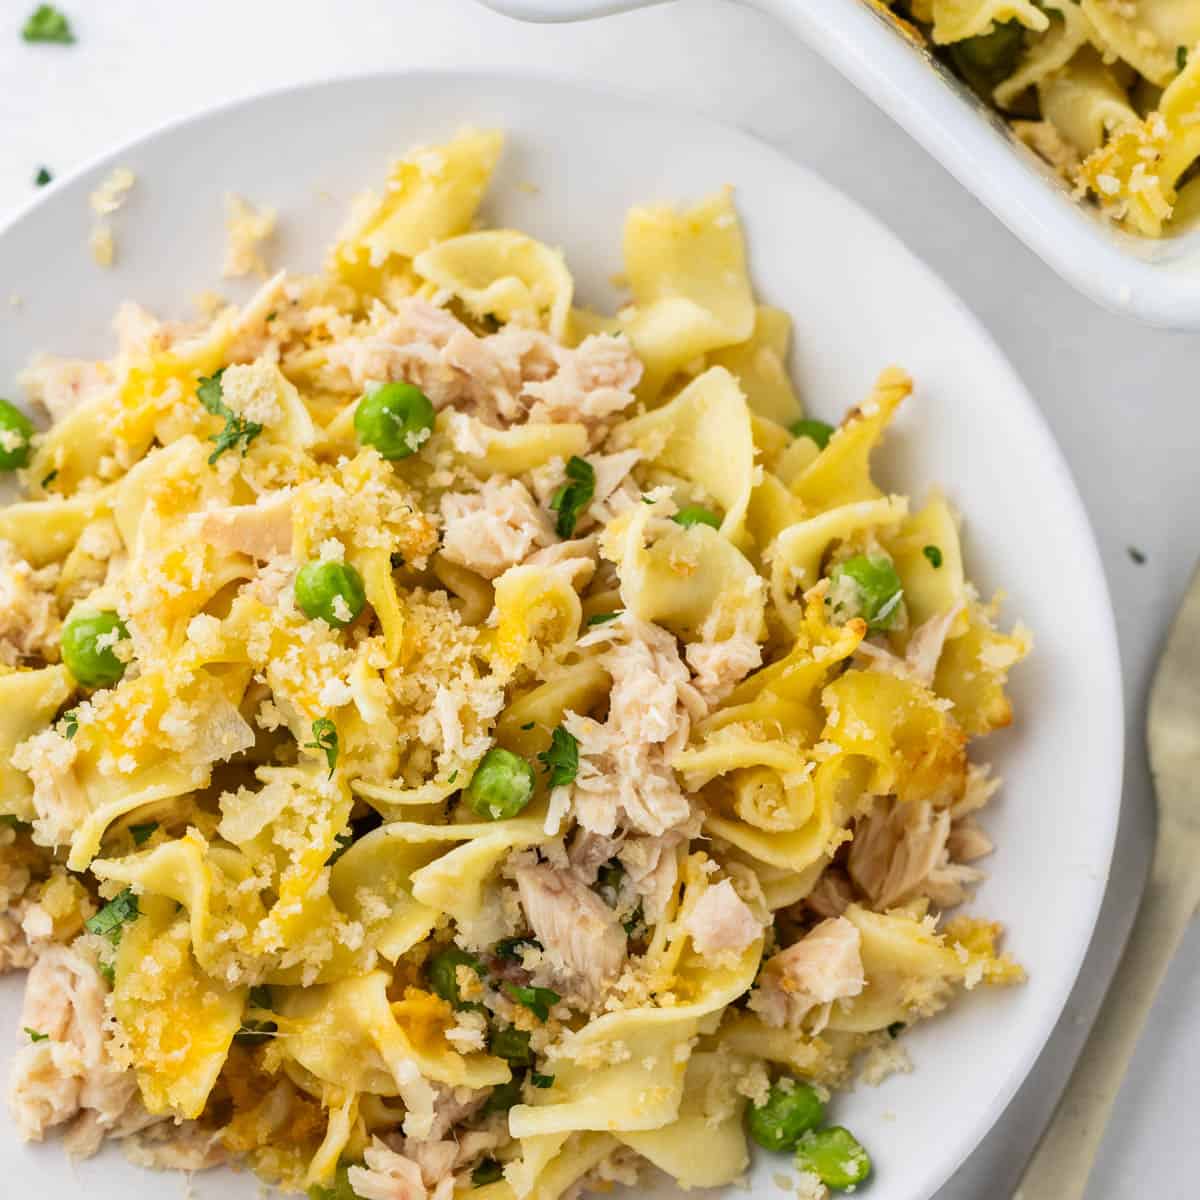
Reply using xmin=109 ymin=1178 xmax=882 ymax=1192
xmin=480 ymin=0 xmax=1200 ymax=329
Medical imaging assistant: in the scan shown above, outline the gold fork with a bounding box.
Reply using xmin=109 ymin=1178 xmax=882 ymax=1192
xmin=1014 ymin=562 xmax=1200 ymax=1199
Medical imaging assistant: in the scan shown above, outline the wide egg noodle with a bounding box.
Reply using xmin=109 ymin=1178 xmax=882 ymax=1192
xmin=413 ymin=230 xmax=574 ymax=340
xmin=0 ymin=127 xmax=1033 ymax=1200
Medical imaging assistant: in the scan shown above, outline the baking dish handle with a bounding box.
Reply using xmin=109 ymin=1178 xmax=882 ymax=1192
xmin=476 ymin=0 xmax=667 ymax=21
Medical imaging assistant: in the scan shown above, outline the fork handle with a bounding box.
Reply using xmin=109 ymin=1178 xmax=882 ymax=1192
xmin=1014 ymin=823 xmax=1200 ymax=1200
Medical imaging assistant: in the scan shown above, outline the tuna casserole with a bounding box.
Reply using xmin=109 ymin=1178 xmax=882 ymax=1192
xmin=0 ymin=128 xmax=1030 ymax=1200
xmin=880 ymin=0 xmax=1200 ymax=236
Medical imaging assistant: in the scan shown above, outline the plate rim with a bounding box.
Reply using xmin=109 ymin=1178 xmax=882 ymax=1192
xmin=0 ymin=66 xmax=1126 ymax=1200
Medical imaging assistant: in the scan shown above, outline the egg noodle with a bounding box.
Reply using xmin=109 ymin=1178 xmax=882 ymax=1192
xmin=878 ymin=0 xmax=1200 ymax=236
xmin=0 ymin=128 xmax=1030 ymax=1199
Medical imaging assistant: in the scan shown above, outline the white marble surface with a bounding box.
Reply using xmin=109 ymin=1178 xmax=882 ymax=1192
xmin=0 ymin=0 xmax=1196 ymax=1196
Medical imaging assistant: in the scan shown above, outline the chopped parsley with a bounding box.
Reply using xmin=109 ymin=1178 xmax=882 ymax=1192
xmin=129 ymin=822 xmax=157 ymax=847
xmin=548 ymin=455 xmax=595 ymax=538
xmin=305 ymin=718 xmax=338 ymax=777
xmin=1179 ymin=45 xmax=1189 ymax=72
xmin=60 ymin=707 xmax=79 ymax=739
xmin=472 ymin=1160 xmax=505 ymax=1186
xmin=447 ymin=769 xmax=458 ymax=784
xmin=34 ymin=166 xmax=52 ymax=187
xmin=22 ymin=5 xmax=74 ymax=43
xmin=1128 ymin=546 xmax=1147 ymax=565
xmin=503 ymin=982 xmax=560 ymax=1022
xmin=24 ymin=1027 xmax=49 ymax=1042
xmin=236 ymin=985 xmax=276 ymax=1043
xmin=493 ymin=936 xmax=542 ymax=962
xmin=586 ymin=610 xmax=621 ymax=626
xmin=531 ymin=1072 xmax=555 ymax=1089
xmin=483 ymin=1076 xmax=523 ymax=1114
xmin=85 ymin=888 xmax=139 ymax=945
xmin=887 ymin=1021 xmax=906 ymax=1039
xmin=623 ymin=902 xmax=646 ymax=937
xmin=537 ymin=725 xmax=579 ymax=790
xmin=489 ymin=1026 xmax=534 ymax=1066
xmin=922 ymin=544 xmax=944 ymax=569
xmin=40 ymin=469 xmax=58 ymax=488
xmin=197 ymin=369 xmax=263 ymax=465
xmin=327 ymin=829 xmax=354 ymax=865
xmin=519 ymin=721 xmax=535 ymax=731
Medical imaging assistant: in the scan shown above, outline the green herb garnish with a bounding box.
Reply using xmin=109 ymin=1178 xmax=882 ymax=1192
xmin=531 ymin=1072 xmax=555 ymax=1089
xmin=22 ymin=5 xmax=74 ymax=43
xmin=34 ymin=166 xmax=53 ymax=187
xmin=1179 ymin=45 xmax=1189 ymax=72
xmin=24 ymin=1027 xmax=49 ymax=1042
xmin=504 ymin=982 xmax=561 ymax=1022
xmin=548 ymin=455 xmax=595 ymax=538
xmin=129 ymin=822 xmax=157 ymax=846
xmin=922 ymin=544 xmax=943 ymax=569
xmin=537 ymin=725 xmax=579 ymax=790
xmin=40 ymin=468 xmax=57 ymax=488
xmin=85 ymin=887 xmax=138 ymax=945
xmin=586 ymin=611 xmax=621 ymax=626
xmin=493 ymin=936 xmax=542 ymax=962
xmin=197 ymin=369 xmax=263 ymax=465
xmin=305 ymin=718 xmax=338 ymax=777
xmin=489 ymin=1026 xmax=534 ymax=1066
xmin=61 ymin=707 xmax=79 ymax=739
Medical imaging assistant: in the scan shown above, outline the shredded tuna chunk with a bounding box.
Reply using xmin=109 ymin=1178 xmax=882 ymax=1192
xmin=0 ymin=540 xmax=62 ymax=666
xmin=554 ymin=616 xmax=705 ymax=839
xmin=804 ymin=866 xmax=855 ymax=920
xmin=514 ymin=862 xmax=627 ymax=1003
xmin=439 ymin=477 xmax=553 ymax=580
xmin=748 ymin=916 xmax=865 ymax=1031
xmin=7 ymin=941 xmax=155 ymax=1153
xmin=523 ymin=334 xmax=641 ymax=430
xmin=121 ymin=1118 xmax=228 ymax=1171
xmin=683 ymin=879 xmax=762 ymax=960
xmin=853 ymin=604 xmax=962 ymax=689
xmin=322 ymin=299 xmax=639 ymax=436
xmin=349 ymin=1136 xmax=455 ymax=1200
xmin=848 ymin=798 xmax=986 ymax=911
xmin=194 ymin=492 xmax=295 ymax=562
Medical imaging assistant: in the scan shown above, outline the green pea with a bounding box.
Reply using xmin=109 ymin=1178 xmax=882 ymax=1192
xmin=828 ymin=555 xmax=904 ymax=633
xmin=789 ymin=418 xmax=834 ymax=450
xmin=465 ymin=748 xmax=535 ymax=821
xmin=794 ymin=1127 xmax=871 ymax=1191
xmin=428 ymin=947 xmax=483 ymax=1010
xmin=746 ymin=1081 xmax=825 ymax=1152
xmin=951 ymin=21 xmax=1024 ymax=88
xmin=61 ymin=609 xmax=130 ymax=688
xmin=0 ymin=398 xmax=34 ymax=470
xmin=294 ymin=561 xmax=366 ymax=628
xmin=353 ymin=381 xmax=435 ymax=460
xmin=489 ymin=1026 xmax=533 ymax=1066
xmin=673 ymin=504 xmax=721 ymax=530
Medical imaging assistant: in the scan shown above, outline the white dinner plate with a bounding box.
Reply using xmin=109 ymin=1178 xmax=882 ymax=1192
xmin=0 ymin=70 xmax=1123 ymax=1200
